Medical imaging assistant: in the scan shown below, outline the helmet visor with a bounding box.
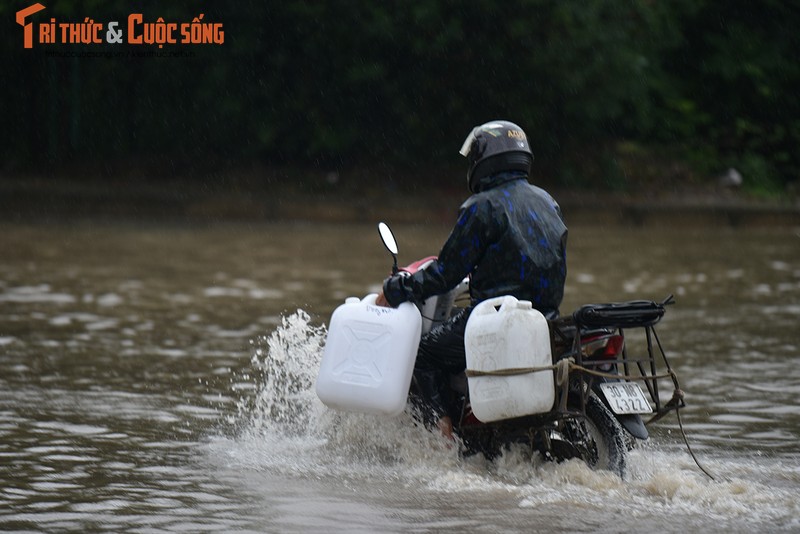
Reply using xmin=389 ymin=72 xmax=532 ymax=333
xmin=459 ymin=128 xmax=477 ymax=157
xmin=459 ymin=122 xmax=506 ymax=157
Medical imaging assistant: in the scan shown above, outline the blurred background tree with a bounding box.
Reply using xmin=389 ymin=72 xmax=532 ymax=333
xmin=2 ymin=0 xmax=798 ymax=195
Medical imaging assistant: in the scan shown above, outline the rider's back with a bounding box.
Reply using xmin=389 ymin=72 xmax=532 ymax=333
xmin=451 ymin=172 xmax=568 ymax=318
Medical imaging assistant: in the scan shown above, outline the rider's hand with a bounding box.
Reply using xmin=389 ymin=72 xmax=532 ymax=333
xmin=375 ymin=292 xmax=391 ymax=307
xmin=381 ymin=272 xmax=411 ymax=308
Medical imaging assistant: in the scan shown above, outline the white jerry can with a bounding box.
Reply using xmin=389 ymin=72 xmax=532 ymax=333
xmin=465 ymin=295 xmax=555 ymax=422
xmin=316 ymin=294 xmax=422 ymax=416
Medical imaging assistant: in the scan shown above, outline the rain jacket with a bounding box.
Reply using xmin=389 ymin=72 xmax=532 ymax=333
xmin=383 ymin=171 xmax=567 ymax=318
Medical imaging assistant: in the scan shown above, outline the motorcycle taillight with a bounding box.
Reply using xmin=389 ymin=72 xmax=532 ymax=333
xmin=581 ymin=334 xmax=625 ymax=360
xmin=602 ymin=334 xmax=625 ymax=358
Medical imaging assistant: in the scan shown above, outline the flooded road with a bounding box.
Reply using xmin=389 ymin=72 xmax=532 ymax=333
xmin=1 ymin=221 xmax=799 ymax=532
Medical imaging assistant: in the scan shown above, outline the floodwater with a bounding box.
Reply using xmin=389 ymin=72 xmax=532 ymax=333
xmin=1 ymin=220 xmax=799 ymax=532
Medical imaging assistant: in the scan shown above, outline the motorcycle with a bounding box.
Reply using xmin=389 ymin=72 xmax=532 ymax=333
xmin=373 ymin=222 xmax=686 ymax=478
xmin=318 ymin=222 xmax=688 ymax=477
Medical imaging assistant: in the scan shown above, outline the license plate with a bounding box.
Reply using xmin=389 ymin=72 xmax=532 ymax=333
xmin=599 ymin=382 xmax=653 ymax=415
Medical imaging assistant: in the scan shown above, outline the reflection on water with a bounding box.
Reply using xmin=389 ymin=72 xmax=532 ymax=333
xmin=1 ymin=222 xmax=799 ymax=531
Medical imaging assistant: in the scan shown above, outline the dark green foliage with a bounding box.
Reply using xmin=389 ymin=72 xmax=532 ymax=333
xmin=661 ymin=0 xmax=800 ymax=192
xmin=3 ymin=0 xmax=798 ymax=189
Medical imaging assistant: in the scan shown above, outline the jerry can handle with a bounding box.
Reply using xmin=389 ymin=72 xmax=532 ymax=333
xmin=361 ymin=293 xmax=379 ymax=305
xmin=472 ymin=295 xmax=518 ymax=316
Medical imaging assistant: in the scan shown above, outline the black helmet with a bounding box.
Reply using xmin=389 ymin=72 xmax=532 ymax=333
xmin=459 ymin=120 xmax=533 ymax=192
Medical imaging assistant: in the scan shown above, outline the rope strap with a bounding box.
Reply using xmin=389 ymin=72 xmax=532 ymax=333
xmin=465 ymin=366 xmax=554 ymax=377
xmin=555 ymin=359 xmax=571 ymax=412
xmin=465 ymin=361 xmax=674 ymax=382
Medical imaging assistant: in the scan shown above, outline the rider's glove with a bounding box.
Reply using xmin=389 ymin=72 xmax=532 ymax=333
xmin=382 ymin=272 xmax=412 ymax=307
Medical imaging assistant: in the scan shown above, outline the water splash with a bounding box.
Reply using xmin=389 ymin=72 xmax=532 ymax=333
xmin=235 ymin=309 xmax=327 ymax=437
xmin=222 ymin=309 xmax=458 ymax=479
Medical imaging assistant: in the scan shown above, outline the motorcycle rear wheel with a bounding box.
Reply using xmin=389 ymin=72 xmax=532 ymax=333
xmin=552 ymin=393 xmax=628 ymax=478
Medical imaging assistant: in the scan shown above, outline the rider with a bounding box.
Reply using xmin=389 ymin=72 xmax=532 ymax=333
xmin=377 ymin=120 xmax=568 ymax=439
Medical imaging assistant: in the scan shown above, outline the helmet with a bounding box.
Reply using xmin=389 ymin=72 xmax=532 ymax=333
xmin=459 ymin=120 xmax=533 ymax=192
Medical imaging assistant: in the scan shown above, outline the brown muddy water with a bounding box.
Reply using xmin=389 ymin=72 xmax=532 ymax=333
xmin=1 ymin=220 xmax=799 ymax=532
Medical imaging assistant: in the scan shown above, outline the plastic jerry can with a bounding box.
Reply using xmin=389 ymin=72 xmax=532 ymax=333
xmin=465 ymin=295 xmax=555 ymax=422
xmin=316 ymin=294 xmax=422 ymax=416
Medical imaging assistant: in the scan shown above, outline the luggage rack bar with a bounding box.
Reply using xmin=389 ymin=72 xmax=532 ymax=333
xmin=549 ymin=295 xmax=683 ymax=419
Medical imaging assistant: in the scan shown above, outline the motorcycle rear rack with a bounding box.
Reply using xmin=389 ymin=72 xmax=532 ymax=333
xmin=549 ymin=294 xmax=684 ymax=423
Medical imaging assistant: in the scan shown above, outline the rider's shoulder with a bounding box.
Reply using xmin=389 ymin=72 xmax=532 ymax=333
xmin=459 ymin=192 xmax=493 ymax=215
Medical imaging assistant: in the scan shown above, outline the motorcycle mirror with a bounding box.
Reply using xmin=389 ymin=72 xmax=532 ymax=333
xmin=377 ymin=222 xmax=399 ymax=274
